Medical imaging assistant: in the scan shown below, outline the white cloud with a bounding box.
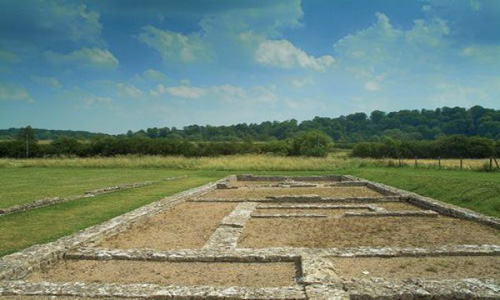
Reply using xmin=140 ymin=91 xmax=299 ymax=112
xmin=332 ymin=12 xmax=452 ymax=91
xmin=141 ymin=69 xmax=168 ymax=82
xmin=211 ymin=85 xmax=246 ymax=102
xmin=31 ymin=76 xmax=61 ymax=88
xmin=151 ymin=84 xmax=207 ymax=99
xmin=429 ymin=81 xmax=487 ymax=107
xmin=0 ymin=0 xmax=102 ymax=45
xmin=150 ymin=83 xmax=277 ymax=104
xmin=116 ymin=83 xmax=144 ymax=99
xmin=138 ymin=26 xmax=210 ymax=63
xmin=460 ymin=45 xmax=500 ymax=65
xmin=292 ymin=77 xmax=314 ymax=88
xmin=45 ymin=48 xmax=119 ymax=69
xmin=248 ymin=86 xmax=278 ymax=103
xmin=0 ymin=83 xmax=33 ymax=102
xmin=42 ymin=1 xmax=102 ymax=43
xmin=255 ymin=39 xmax=334 ymax=71
xmin=82 ymin=96 xmax=112 ymax=107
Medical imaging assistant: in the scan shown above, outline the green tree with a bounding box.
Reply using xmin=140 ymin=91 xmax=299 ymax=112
xmin=16 ymin=126 xmax=38 ymax=158
xmin=291 ymin=130 xmax=333 ymax=157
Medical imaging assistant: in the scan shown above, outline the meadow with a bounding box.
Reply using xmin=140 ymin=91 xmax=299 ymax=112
xmin=0 ymin=154 xmax=499 ymax=257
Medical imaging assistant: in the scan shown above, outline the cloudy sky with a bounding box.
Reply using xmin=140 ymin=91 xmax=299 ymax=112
xmin=0 ymin=0 xmax=499 ymax=133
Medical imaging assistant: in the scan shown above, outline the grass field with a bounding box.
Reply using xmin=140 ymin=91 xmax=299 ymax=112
xmin=0 ymin=155 xmax=499 ymax=257
xmin=0 ymin=172 xmax=223 ymax=257
xmin=0 ymin=168 xmax=190 ymax=208
xmin=0 ymin=154 xmax=495 ymax=171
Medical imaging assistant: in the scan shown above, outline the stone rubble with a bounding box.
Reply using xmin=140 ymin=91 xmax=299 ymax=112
xmin=0 ymin=281 xmax=307 ymax=300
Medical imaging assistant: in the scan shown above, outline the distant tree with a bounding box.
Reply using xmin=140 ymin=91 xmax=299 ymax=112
xmin=291 ymin=130 xmax=334 ymax=157
xmin=16 ymin=126 xmax=38 ymax=158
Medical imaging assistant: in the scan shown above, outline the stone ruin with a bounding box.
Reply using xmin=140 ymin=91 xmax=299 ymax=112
xmin=0 ymin=174 xmax=499 ymax=299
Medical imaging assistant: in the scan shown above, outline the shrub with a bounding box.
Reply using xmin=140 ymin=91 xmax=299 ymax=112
xmin=290 ymin=130 xmax=334 ymax=157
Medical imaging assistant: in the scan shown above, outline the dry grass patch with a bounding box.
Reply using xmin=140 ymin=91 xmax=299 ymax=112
xmin=331 ymin=256 xmax=500 ymax=280
xmin=201 ymin=187 xmax=382 ymax=199
xmin=28 ymin=260 xmax=297 ymax=287
xmin=239 ymin=216 xmax=500 ymax=248
xmin=99 ymin=202 xmax=236 ymax=250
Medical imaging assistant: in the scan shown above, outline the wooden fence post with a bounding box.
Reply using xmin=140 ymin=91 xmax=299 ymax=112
xmin=414 ymin=156 xmax=417 ymax=167
xmin=460 ymin=156 xmax=463 ymax=170
xmin=438 ymin=156 xmax=441 ymax=169
xmin=491 ymin=158 xmax=493 ymax=172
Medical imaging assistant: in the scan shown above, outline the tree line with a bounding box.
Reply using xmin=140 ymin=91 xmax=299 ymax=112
xmin=0 ymin=127 xmax=334 ymax=158
xmin=2 ymin=106 xmax=500 ymax=142
xmin=352 ymin=136 xmax=500 ymax=159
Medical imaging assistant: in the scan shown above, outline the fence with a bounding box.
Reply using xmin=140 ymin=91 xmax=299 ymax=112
xmin=394 ymin=157 xmax=500 ymax=171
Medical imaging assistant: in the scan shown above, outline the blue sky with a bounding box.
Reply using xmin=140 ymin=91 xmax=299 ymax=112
xmin=0 ymin=0 xmax=499 ymax=134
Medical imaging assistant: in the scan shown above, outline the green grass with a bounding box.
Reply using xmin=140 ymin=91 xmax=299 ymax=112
xmin=0 ymin=172 xmax=224 ymax=257
xmin=0 ymin=158 xmax=499 ymax=258
xmin=349 ymin=168 xmax=500 ymax=219
xmin=0 ymin=168 xmax=190 ymax=208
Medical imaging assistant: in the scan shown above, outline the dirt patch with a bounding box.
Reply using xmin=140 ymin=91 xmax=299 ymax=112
xmin=255 ymin=208 xmax=370 ymax=216
xmin=238 ymin=216 xmax=500 ymax=248
xmin=330 ymin=256 xmax=500 ymax=280
xmin=375 ymin=202 xmax=424 ymax=211
xmin=99 ymin=202 xmax=236 ymax=250
xmin=201 ymin=187 xmax=382 ymax=199
xmin=28 ymin=260 xmax=297 ymax=287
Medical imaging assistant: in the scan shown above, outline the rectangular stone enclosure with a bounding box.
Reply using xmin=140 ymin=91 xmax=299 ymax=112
xmin=1 ymin=174 xmax=499 ymax=300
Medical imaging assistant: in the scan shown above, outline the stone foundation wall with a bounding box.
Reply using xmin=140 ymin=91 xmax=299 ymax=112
xmin=0 ymin=176 xmax=227 ymax=281
xmin=347 ymin=175 xmax=500 ymax=230
xmin=2 ymin=173 xmax=500 ymax=300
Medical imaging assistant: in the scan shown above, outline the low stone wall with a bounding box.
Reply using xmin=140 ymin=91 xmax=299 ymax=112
xmin=2 ymin=173 xmax=499 ymax=300
xmin=188 ymin=195 xmax=402 ymax=203
xmin=66 ymin=244 xmax=500 ymax=262
xmin=257 ymin=204 xmax=380 ymax=211
xmin=252 ymin=213 xmax=328 ymax=218
xmin=203 ymin=202 xmax=257 ymax=250
xmin=344 ymin=210 xmax=438 ymax=218
xmin=235 ymin=174 xmax=351 ymax=182
xmin=348 ymin=175 xmax=500 ymax=230
xmin=344 ymin=278 xmax=500 ymax=300
xmin=0 ymin=281 xmax=307 ymax=300
xmin=0 ymin=177 xmax=227 ymax=281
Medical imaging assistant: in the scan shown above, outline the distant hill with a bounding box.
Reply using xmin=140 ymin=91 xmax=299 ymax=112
xmin=127 ymin=105 xmax=500 ymax=142
xmin=0 ymin=128 xmax=109 ymax=141
xmin=2 ymin=105 xmax=500 ymax=142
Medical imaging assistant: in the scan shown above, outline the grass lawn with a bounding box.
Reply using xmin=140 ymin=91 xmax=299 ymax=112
xmin=0 ymin=168 xmax=192 ymax=209
xmin=0 ymin=162 xmax=498 ymax=257
xmin=350 ymin=167 xmax=500 ymax=219
xmin=0 ymin=172 xmax=224 ymax=257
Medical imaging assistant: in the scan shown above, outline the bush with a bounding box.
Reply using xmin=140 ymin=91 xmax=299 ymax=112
xmin=351 ymin=135 xmax=497 ymax=159
xmin=290 ymin=130 xmax=334 ymax=157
